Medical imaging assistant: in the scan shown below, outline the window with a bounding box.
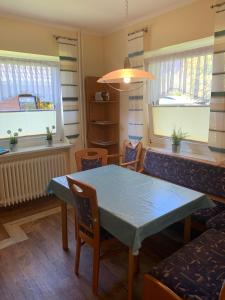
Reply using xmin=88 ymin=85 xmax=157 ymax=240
xmin=0 ymin=52 xmax=62 ymax=139
xmin=147 ymin=42 xmax=213 ymax=143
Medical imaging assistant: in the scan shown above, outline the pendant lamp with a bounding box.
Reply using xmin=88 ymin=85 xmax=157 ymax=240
xmin=97 ymin=0 xmax=155 ymax=90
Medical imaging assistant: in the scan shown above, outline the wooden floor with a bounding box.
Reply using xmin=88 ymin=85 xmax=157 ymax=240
xmin=0 ymin=197 xmax=183 ymax=300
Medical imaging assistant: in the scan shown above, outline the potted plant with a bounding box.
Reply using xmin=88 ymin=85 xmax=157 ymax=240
xmin=7 ymin=128 xmax=22 ymax=151
xmin=46 ymin=125 xmax=55 ymax=146
xmin=171 ymin=128 xmax=188 ymax=153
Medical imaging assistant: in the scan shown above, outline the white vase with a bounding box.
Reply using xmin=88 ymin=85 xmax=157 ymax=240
xmin=47 ymin=139 xmax=53 ymax=147
xmin=10 ymin=143 xmax=17 ymax=152
xmin=172 ymin=143 xmax=180 ymax=153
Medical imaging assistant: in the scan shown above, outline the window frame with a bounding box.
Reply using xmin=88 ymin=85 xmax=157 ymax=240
xmin=0 ymin=51 xmax=64 ymax=143
xmin=144 ymin=37 xmax=214 ymax=146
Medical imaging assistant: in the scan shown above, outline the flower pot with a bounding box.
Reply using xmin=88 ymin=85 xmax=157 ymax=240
xmin=47 ymin=139 xmax=53 ymax=147
xmin=172 ymin=143 xmax=180 ymax=153
xmin=10 ymin=143 xmax=17 ymax=152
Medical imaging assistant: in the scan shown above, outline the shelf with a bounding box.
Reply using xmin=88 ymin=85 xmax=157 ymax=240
xmin=89 ymin=140 xmax=118 ymax=146
xmin=89 ymin=121 xmax=118 ymax=126
xmin=90 ymin=101 xmax=119 ymax=104
xmin=85 ymin=76 xmax=120 ymax=153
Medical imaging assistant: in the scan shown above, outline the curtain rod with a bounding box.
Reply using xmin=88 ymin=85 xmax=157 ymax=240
xmin=211 ymin=1 xmax=225 ymax=8
xmin=128 ymin=27 xmax=148 ymax=36
xmin=53 ymin=35 xmax=78 ymax=41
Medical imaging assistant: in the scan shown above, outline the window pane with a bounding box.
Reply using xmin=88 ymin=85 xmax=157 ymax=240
xmin=0 ymin=111 xmax=56 ymax=139
xmin=152 ymin=106 xmax=210 ymax=142
xmin=148 ymin=46 xmax=213 ymax=142
xmin=0 ymin=54 xmax=61 ymax=139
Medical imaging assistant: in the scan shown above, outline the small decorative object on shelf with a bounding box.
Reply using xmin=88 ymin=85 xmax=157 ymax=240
xmin=46 ymin=125 xmax=55 ymax=147
xmin=171 ymin=128 xmax=188 ymax=153
xmin=7 ymin=128 xmax=22 ymax=152
xmin=95 ymin=90 xmax=109 ymax=101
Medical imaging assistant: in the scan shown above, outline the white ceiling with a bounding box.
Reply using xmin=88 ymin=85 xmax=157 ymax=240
xmin=0 ymin=0 xmax=195 ymax=34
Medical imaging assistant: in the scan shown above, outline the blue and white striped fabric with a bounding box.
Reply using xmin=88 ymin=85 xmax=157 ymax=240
xmin=209 ymin=3 xmax=225 ymax=153
xmin=57 ymin=37 xmax=82 ymax=147
xmin=127 ymin=31 xmax=145 ymax=144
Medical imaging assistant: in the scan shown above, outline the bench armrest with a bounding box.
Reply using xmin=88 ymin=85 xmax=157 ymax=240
xmin=143 ymin=274 xmax=182 ymax=300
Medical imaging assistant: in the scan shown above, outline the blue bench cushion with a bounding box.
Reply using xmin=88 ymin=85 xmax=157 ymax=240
xmin=206 ymin=210 xmax=225 ymax=232
xmin=149 ymin=229 xmax=225 ymax=300
xmin=143 ymin=150 xmax=225 ymax=198
xmin=192 ymin=200 xmax=225 ymax=224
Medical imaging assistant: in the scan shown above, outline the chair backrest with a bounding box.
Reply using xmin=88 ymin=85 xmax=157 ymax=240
xmin=75 ymin=148 xmax=108 ymax=172
xmin=66 ymin=176 xmax=100 ymax=243
xmin=122 ymin=140 xmax=142 ymax=163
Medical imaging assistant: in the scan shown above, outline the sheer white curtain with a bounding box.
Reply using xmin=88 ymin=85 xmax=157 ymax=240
xmin=0 ymin=57 xmax=61 ymax=103
xmin=148 ymin=47 xmax=213 ymax=105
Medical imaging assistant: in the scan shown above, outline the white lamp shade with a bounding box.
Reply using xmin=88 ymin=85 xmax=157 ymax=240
xmin=97 ymin=68 xmax=155 ymax=83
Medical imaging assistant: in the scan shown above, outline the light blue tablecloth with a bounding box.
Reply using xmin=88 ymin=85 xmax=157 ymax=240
xmin=48 ymin=165 xmax=214 ymax=252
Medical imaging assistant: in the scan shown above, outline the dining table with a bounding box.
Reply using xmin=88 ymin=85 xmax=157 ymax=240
xmin=48 ymin=164 xmax=214 ymax=300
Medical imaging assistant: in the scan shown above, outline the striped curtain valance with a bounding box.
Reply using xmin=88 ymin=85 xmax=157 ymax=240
xmin=56 ymin=36 xmax=82 ymax=146
xmin=209 ymin=1 xmax=225 ymax=153
xmin=127 ymin=30 xmax=146 ymax=144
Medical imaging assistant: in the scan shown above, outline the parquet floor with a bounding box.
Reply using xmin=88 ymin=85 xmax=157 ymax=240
xmin=0 ymin=197 xmax=183 ymax=300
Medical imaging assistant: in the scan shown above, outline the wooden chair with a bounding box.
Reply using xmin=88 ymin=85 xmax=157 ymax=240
xmin=75 ymin=148 xmax=108 ymax=172
xmin=66 ymin=176 xmax=121 ymax=295
xmin=109 ymin=140 xmax=142 ymax=171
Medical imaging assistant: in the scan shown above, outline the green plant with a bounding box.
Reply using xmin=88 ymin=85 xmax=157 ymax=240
xmin=171 ymin=128 xmax=188 ymax=145
xmin=46 ymin=125 xmax=55 ymax=140
xmin=7 ymin=128 xmax=22 ymax=144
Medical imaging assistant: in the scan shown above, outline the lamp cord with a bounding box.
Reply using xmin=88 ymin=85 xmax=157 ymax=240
xmin=125 ymin=0 xmax=128 ymax=20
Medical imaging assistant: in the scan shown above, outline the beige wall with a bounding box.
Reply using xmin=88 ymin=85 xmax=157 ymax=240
xmin=81 ymin=33 xmax=104 ymax=77
xmin=103 ymin=0 xmax=215 ymax=145
xmin=0 ymin=0 xmax=216 ymax=148
xmin=0 ymin=15 xmax=104 ymax=78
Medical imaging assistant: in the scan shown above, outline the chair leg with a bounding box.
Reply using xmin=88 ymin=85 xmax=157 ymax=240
xmin=92 ymin=246 xmax=100 ymax=295
xmin=75 ymin=236 xmax=81 ymax=275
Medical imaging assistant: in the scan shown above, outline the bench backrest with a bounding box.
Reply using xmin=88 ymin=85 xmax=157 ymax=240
xmin=143 ymin=150 xmax=225 ymax=198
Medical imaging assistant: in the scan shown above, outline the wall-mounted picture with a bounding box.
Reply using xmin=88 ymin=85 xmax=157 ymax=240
xmin=19 ymin=94 xmax=37 ymax=110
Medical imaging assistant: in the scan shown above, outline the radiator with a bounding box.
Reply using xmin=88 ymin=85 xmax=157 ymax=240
xmin=0 ymin=153 xmax=66 ymax=206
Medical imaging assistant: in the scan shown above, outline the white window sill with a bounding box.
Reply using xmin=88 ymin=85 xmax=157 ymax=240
xmin=0 ymin=142 xmax=72 ymax=159
xmin=147 ymin=145 xmax=225 ymax=167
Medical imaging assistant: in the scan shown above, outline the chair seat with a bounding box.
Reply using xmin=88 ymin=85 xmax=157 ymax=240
xmin=192 ymin=200 xmax=225 ymax=224
xmin=149 ymin=229 xmax=225 ymax=300
xmin=206 ymin=210 xmax=225 ymax=232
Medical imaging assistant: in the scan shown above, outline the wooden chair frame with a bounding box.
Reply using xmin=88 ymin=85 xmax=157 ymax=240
xmin=66 ymin=176 xmax=121 ymax=295
xmin=108 ymin=140 xmax=143 ymax=171
xmin=143 ymin=274 xmax=182 ymax=300
xmin=143 ymin=274 xmax=225 ymax=300
xmin=75 ymin=148 xmax=108 ymax=172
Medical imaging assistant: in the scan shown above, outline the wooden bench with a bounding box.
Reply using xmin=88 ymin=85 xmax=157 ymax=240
xmin=142 ymin=149 xmax=225 ymax=229
xmin=143 ymin=228 xmax=225 ymax=300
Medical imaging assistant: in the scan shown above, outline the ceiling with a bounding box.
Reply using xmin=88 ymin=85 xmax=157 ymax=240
xmin=0 ymin=0 xmax=195 ymax=34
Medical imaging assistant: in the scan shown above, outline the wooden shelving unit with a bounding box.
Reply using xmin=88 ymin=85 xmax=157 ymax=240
xmin=85 ymin=76 xmax=120 ymax=164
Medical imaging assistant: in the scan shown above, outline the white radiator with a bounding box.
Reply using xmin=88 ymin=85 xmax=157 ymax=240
xmin=0 ymin=153 xmax=66 ymax=206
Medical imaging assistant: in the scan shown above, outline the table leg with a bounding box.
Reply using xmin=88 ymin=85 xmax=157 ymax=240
xmin=184 ymin=216 xmax=191 ymax=244
xmin=61 ymin=201 xmax=68 ymax=251
xmin=128 ymin=248 xmax=139 ymax=300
